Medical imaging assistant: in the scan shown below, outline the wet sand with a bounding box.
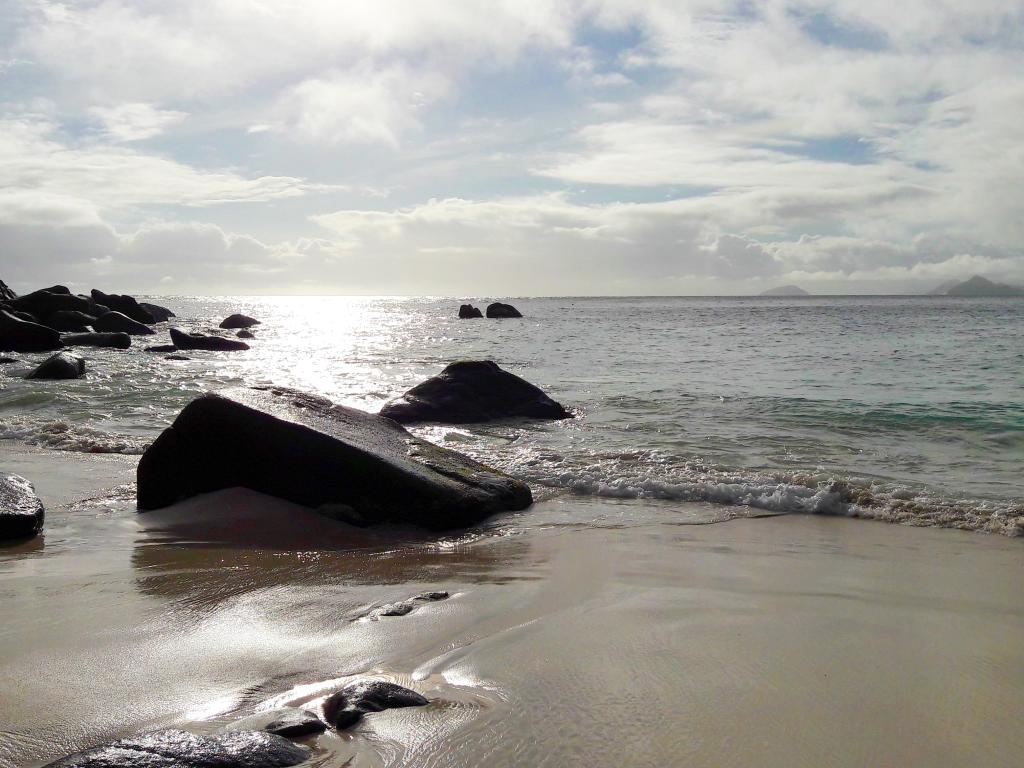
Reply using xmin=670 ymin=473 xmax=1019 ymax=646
xmin=1 ymin=449 xmax=1022 ymax=768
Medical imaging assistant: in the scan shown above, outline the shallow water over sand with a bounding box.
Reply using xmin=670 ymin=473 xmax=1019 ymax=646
xmin=2 ymin=453 xmax=1022 ymax=768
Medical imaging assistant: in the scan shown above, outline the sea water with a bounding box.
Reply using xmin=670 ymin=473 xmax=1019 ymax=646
xmin=1 ymin=295 xmax=1021 ymax=534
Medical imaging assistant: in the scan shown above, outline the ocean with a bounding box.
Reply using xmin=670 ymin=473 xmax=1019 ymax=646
xmin=1 ymin=295 xmax=1020 ymax=535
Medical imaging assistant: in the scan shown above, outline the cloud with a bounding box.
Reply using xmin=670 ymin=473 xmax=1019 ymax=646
xmin=88 ymin=103 xmax=188 ymax=141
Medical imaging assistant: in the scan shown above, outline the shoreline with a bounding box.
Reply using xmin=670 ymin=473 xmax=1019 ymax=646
xmin=1 ymin=448 xmax=1022 ymax=767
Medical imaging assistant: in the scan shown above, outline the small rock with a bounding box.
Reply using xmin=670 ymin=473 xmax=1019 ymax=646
xmin=165 ymin=354 xmax=191 ymax=361
xmin=220 ymin=313 xmax=261 ymax=329
xmin=26 ymin=352 xmax=85 ymax=380
xmin=237 ymin=329 xmax=255 ymax=339
xmin=372 ymin=602 xmax=415 ymax=618
xmin=322 ymin=680 xmax=429 ymax=730
xmin=139 ymin=302 xmax=176 ymax=322
xmin=0 ymin=473 xmax=45 ymax=541
xmin=458 ymin=304 xmax=483 ymax=319
xmin=145 ymin=344 xmax=178 ymax=353
xmin=415 ymin=591 xmax=450 ymax=601
xmin=226 ymin=708 xmax=327 ymax=738
xmin=485 ymin=302 xmax=522 ymax=318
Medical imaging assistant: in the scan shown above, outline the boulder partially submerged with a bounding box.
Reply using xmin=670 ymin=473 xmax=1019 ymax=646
xmin=0 ymin=309 xmax=63 ymax=352
xmin=44 ymin=729 xmax=309 ymax=768
xmin=91 ymin=289 xmax=155 ymax=324
xmin=380 ymin=360 xmax=570 ymax=424
xmin=486 ymin=302 xmax=522 ymax=318
xmin=170 ymin=327 xmax=250 ymax=351
xmin=93 ymin=311 xmax=155 ymax=335
xmin=322 ymin=680 xmax=429 ymax=729
xmin=458 ymin=303 xmax=483 ymax=319
xmin=44 ymin=310 xmax=97 ymax=332
xmin=0 ymin=473 xmax=45 ymax=541
xmin=220 ymin=313 xmax=260 ymax=329
xmin=139 ymin=302 xmax=176 ymax=322
xmin=63 ymin=332 xmax=131 ymax=349
xmin=226 ymin=708 xmax=327 ymax=738
xmin=137 ymin=386 xmax=532 ymax=528
xmin=26 ymin=352 xmax=85 ymax=380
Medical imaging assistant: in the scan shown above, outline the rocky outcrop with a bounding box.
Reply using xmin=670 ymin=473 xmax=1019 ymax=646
xmin=12 ymin=290 xmax=91 ymax=319
xmin=44 ymin=310 xmax=97 ymax=332
xmin=91 ymin=289 xmax=155 ymax=324
xmin=0 ymin=279 xmax=16 ymax=302
xmin=367 ymin=590 xmax=450 ymax=619
xmin=26 ymin=352 xmax=85 ymax=380
xmin=170 ymin=328 xmax=250 ymax=351
xmin=226 ymin=708 xmax=327 ymax=738
xmin=322 ymin=680 xmax=429 ymax=729
xmin=93 ymin=311 xmax=156 ymax=335
xmin=219 ymin=313 xmax=260 ymax=329
xmin=43 ymin=729 xmax=309 ymax=768
xmin=0 ymin=473 xmax=45 ymax=541
xmin=62 ymin=332 xmax=131 ymax=349
xmin=136 ymin=386 xmax=532 ymax=528
xmin=139 ymin=302 xmax=176 ymax=322
xmin=459 ymin=304 xmax=483 ymax=319
xmin=237 ymin=329 xmax=255 ymax=339
xmin=0 ymin=309 xmax=63 ymax=352
xmin=380 ymin=361 xmax=570 ymax=424
xmin=485 ymin=302 xmax=522 ymax=318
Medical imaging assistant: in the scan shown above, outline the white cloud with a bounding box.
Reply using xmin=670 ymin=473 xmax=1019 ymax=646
xmin=88 ymin=102 xmax=188 ymax=141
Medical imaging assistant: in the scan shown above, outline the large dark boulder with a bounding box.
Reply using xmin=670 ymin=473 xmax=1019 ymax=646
xmin=139 ymin=302 xmax=176 ymax=322
xmin=63 ymin=332 xmax=131 ymax=349
xmin=26 ymin=352 xmax=85 ymax=380
xmin=170 ymin=328 xmax=249 ymax=351
xmin=45 ymin=310 xmax=98 ymax=332
xmin=91 ymin=289 xmax=155 ymax=324
xmin=323 ymin=680 xmax=429 ymax=729
xmin=380 ymin=361 xmax=570 ymax=424
xmin=93 ymin=311 xmax=155 ymax=335
xmin=0 ymin=474 xmax=45 ymax=541
xmin=219 ymin=313 xmax=260 ymax=329
xmin=0 ymin=309 xmax=63 ymax=352
xmin=43 ymin=729 xmax=309 ymax=768
xmin=136 ymin=386 xmax=532 ymax=528
xmin=485 ymin=302 xmax=522 ymax=318
xmin=0 ymin=279 xmax=17 ymax=302
xmin=12 ymin=290 xmax=91 ymax=318
xmin=459 ymin=304 xmax=483 ymax=319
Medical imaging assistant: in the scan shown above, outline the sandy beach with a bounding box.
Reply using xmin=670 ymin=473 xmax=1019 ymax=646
xmin=2 ymin=447 xmax=1022 ymax=768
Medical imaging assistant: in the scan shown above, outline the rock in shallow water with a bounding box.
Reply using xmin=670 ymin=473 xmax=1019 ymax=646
xmin=93 ymin=311 xmax=155 ymax=335
xmin=219 ymin=313 xmax=260 ymax=329
xmin=226 ymin=708 xmax=326 ymax=738
xmin=458 ymin=303 xmax=483 ymax=319
xmin=136 ymin=386 xmax=531 ymax=529
xmin=62 ymin=332 xmax=131 ymax=349
xmin=380 ymin=360 xmax=571 ymax=424
xmin=0 ymin=473 xmax=45 ymax=541
xmin=170 ymin=328 xmax=250 ymax=351
xmin=323 ymin=680 xmax=429 ymax=729
xmin=485 ymin=302 xmax=522 ymax=318
xmin=0 ymin=309 xmax=62 ymax=352
xmin=26 ymin=351 xmax=85 ymax=380
xmin=43 ymin=728 xmax=309 ymax=768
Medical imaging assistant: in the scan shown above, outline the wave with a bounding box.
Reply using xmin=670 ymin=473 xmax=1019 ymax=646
xmin=490 ymin=447 xmax=1024 ymax=538
xmin=0 ymin=418 xmax=148 ymax=455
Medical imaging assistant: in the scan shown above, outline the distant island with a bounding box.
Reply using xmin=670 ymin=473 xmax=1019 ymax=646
xmin=929 ymin=275 xmax=1024 ymax=297
xmin=759 ymin=285 xmax=810 ymax=296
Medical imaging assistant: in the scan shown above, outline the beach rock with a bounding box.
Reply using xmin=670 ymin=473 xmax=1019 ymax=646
xmin=226 ymin=708 xmax=327 ymax=738
xmin=145 ymin=344 xmax=178 ymax=353
xmin=91 ymin=289 xmax=156 ymax=324
xmin=26 ymin=352 xmax=85 ymax=380
xmin=136 ymin=386 xmax=532 ymax=528
xmin=367 ymin=590 xmax=450 ymax=619
xmin=0 ymin=474 xmax=45 ymax=541
xmin=93 ymin=311 xmax=156 ymax=335
xmin=170 ymin=328 xmax=250 ymax=351
xmin=485 ymin=302 xmax=522 ymax=318
xmin=322 ymin=681 xmax=429 ymax=730
xmin=45 ymin=310 xmax=97 ymax=332
xmin=0 ymin=309 xmax=63 ymax=352
xmin=43 ymin=729 xmax=310 ymax=768
xmin=459 ymin=304 xmax=483 ymax=319
xmin=62 ymin=332 xmax=132 ymax=349
xmin=219 ymin=313 xmax=260 ymax=329
xmin=10 ymin=309 xmax=41 ymax=324
xmin=380 ymin=360 xmax=570 ymax=424
xmin=12 ymin=290 xmax=91 ymax=318
xmin=0 ymin=279 xmax=16 ymax=302
xmin=139 ymin=302 xmax=176 ymax=322
xmin=39 ymin=285 xmax=71 ymax=295
xmin=237 ymin=329 xmax=255 ymax=339
xmin=166 ymin=355 xmax=191 ymax=361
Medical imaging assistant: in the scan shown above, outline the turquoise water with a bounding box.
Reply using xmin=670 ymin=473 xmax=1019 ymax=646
xmin=1 ymin=295 xmax=1021 ymax=534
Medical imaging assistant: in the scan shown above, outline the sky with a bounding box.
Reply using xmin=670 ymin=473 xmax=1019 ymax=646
xmin=0 ymin=1 xmax=1022 ymax=296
